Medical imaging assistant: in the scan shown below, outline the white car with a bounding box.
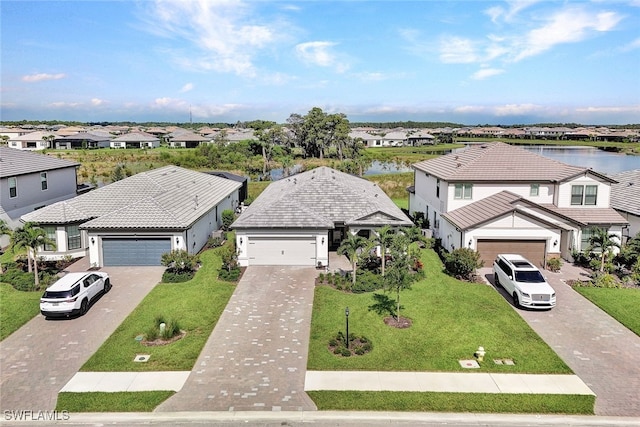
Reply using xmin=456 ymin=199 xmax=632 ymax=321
xmin=40 ymin=271 xmax=111 ymax=318
xmin=493 ymin=254 xmax=556 ymax=309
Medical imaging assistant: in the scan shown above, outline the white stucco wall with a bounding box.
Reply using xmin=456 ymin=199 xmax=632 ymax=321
xmin=557 ymin=175 xmax=611 ymax=208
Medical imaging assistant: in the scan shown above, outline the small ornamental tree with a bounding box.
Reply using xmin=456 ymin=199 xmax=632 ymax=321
xmin=161 ymin=250 xmax=199 ymax=282
xmin=443 ymin=247 xmax=484 ymax=281
xmin=221 ymin=209 xmax=235 ymax=231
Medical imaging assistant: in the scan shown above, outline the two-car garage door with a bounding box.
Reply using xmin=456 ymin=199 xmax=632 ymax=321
xmin=102 ymin=238 xmax=171 ymax=266
xmin=477 ymin=239 xmax=546 ymax=269
xmin=248 ymin=237 xmax=316 ymax=266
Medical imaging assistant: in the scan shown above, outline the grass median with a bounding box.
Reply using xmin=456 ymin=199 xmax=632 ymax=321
xmin=80 ymin=247 xmax=235 ymax=372
xmin=0 ymin=283 xmax=41 ymax=341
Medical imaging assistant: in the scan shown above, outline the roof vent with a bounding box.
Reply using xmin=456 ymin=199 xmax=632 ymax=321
xmin=481 ymin=144 xmax=488 ymax=148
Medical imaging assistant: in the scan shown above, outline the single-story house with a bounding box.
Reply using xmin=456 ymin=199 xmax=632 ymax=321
xmin=609 ymin=169 xmax=640 ymax=242
xmin=21 ymin=166 xmax=242 ymax=267
xmin=232 ymin=166 xmax=413 ymax=267
xmin=110 ymin=132 xmax=160 ymax=149
xmin=7 ymin=131 xmax=59 ymax=150
xmin=54 ymin=132 xmax=112 ymax=149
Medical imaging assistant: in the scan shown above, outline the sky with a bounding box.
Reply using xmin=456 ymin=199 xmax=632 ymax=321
xmin=1 ymin=0 xmax=639 ymax=125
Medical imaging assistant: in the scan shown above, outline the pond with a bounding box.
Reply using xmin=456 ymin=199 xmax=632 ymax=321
xmin=518 ymin=145 xmax=640 ymax=175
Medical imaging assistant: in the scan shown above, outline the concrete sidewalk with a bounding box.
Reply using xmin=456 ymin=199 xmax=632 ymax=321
xmin=60 ymin=370 xmax=594 ymax=396
xmin=305 ymin=371 xmax=594 ymax=395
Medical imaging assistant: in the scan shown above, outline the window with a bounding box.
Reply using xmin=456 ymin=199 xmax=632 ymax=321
xmin=585 ymin=185 xmax=598 ymax=205
xmin=571 ymin=185 xmax=584 ymax=205
xmin=43 ymin=226 xmax=56 ymax=251
xmin=40 ymin=172 xmax=48 ymax=191
xmin=530 ymin=184 xmax=540 ymax=197
xmin=8 ymin=177 xmax=17 ymax=198
xmin=454 ymin=183 xmax=472 ymax=199
xmin=66 ymin=225 xmax=81 ymax=250
xmin=580 ymin=227 xmax=594 ymax=251
xmin=571 ymin=184 xmax=598 ymax=205
xmin=436 ymin=179 xmax=440 ymax=198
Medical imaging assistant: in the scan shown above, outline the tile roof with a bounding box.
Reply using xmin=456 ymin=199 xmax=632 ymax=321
xmin=112 ymin=132 xmax=159 ymax=142
xmin=609 ymin=170 xmax=640 ymax=216
xmin=21 ymin=166 xmax=241 ymax=229
xmin=442 ymin=190 xmax=628 ymax=230
xmin=412 ymin=142 xmax=613 ymax=183
xmin=11 ymin=131 xmax=59 ymax=141
xmin=0 ymin=146 xmax=79 ymax=178
xmin=232 ymin=166 xmax=413 ymax=229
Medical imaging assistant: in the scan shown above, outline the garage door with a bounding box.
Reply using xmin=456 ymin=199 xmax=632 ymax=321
xmin=477 ymin=240 xmax=546 ymax=269
xmin=102 ymin=238 xmax=171 ymax=266
xmin=248 ymin=237 xmax=316 ymax=266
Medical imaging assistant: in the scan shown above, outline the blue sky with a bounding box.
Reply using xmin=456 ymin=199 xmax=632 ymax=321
xmin=2 ymin=0 xmax=639 ymax=125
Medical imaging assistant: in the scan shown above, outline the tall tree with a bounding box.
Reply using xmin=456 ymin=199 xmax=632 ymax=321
xmin=384 ymin=233 xmax=414 ymax=321
xmin=374 ymin=225 xmax=395 ymax=277
xmin=587 ymin=227 xmax=621 ymax=272
xmin=10 ymin=222 xmax=56 ymax=288
xmin=337 ymin=233 xmax=368 ymax=285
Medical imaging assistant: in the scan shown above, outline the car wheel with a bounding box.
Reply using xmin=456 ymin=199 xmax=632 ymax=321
xmin=513 ymin=292 xmax=520 ymax=309
xmin=494 ymin=273 xmax=501 ymax=288
xmin=80 ymin=299 xmax=89 ymax=316
xmin=104 ymin=278 xmax=111 ymax=293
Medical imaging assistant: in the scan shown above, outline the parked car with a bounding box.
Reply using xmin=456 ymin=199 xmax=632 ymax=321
xmin=493 ymin=254 xmax=556 ymax=309
xmin=40 ymin=271 xmax=111 ymax=318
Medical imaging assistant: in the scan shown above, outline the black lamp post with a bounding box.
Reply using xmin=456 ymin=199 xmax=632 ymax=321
xmin=345 ymin=306 xmax=350 ymax=349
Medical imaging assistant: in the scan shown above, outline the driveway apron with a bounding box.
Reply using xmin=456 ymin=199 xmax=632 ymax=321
xmin=156 ymin=266 xmax=318 ymax=412
xmin=483 ymin=265 xmax=640 ymax=417
xmin=0 ymin=264 xmax=164 ymax=412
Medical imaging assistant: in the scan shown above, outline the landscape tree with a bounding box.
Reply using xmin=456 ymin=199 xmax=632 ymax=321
xmin=383 ymin=232 xmax=414 ymax=322
xmin=373 ymin=225 xmax=395 ymax=277
xmin=587 ymin=227 xmax=621 ymax=272
xmin=252 ymin=123 xmax=287 ymax=179
xmin=443 ymin=247 xmax=484 ymax=281
xmin=110 ymin=164 xmax=126 ymax=182
xmin=337 ymin=233 xmax=368 ymax=285
xmin=10 ymin=222 xmax=55 ymax=288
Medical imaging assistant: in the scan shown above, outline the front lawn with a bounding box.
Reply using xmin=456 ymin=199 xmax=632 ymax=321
xmin=574 ymin=286 xmax=640 ymax=336
xmin=56 ymin=391 xmax=174 ymax=412
xmin=0 ymin=283 xmax=41 ymax=341
xmin=81 ymin=247 xmax=235 ymax=371
xmin=308 ymin=249 xmax=571 ymax=374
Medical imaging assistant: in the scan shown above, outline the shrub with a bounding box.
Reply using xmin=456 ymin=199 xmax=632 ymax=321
xmin=218 ymin=267 xmax=240 ymax=282
xmin=443 ymin=247 xmax=484 ymax=281
xmin=207 ymin=236 xmax=224 ymax=248
xmin=221 ymin=210 xmax=235 ymax=231
xmin=592 ymin=273 xmax=620 ymax=288
xmin=162 ymin=271 xmax=194 ymax=283
xmin=340 ymin=348 xmax=351 ymax=357
xmin=161 ymin=250 xmax=199 ymax=274
xmin=352 ymin=270 xmax=384 ymax=293
xmin=546 ymin=257 xmax=563 ymax=272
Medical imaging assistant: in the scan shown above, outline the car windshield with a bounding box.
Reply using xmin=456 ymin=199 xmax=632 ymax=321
xmin=514 ymin=270 xmax=546 ymax=283
xmin=42 ymin=290 xmax=73 ymax=299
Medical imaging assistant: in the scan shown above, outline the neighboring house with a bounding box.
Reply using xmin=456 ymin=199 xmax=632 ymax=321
xmin=381 ymin=131 xmax=407 ymax=146
xmin=54 ymin=132 xmax=111 ymax=149
xmin=232 ymin=166 xmax=413 ymax=267
xmin=8 ymin=131 xmax=59 ymax=150
xmin=609 ymin=169 xmax=640 ymax=242
xmin=0 ymin=147 xmax=80 ymax=247
xmin=408 ymin=142 xmax=628 ymax=268
xmin=407 ymin=131 xmax=435 ymax=146
xmin=168 ymin=131 xmax=210 ymax=148
xmin=110 ymin=132 xmax=160 ymax=149
xmin=349 ymin=130 xmax=382 ymax=148
xmin=21 ymin=166 xmax=242 ymax=267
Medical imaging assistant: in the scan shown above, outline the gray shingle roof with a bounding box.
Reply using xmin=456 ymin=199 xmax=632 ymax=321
xmin=0 ymin=146 xmax=79 ymax=178
xmin=412 ymin=142 xmax=614 ymax=183
xmin=609 ymin=170 xmax=640 ymax=216
xmin=21 ymin=166 xmax=241 ymax=229
xmin=232 ymin=166 xmax=413 ymax=229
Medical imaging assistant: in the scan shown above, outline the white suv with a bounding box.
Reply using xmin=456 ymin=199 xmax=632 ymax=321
xmin=40 ymin=271 xmax=111 ymax=318
xmin=493 ymin=254 xmax=556 ymax=309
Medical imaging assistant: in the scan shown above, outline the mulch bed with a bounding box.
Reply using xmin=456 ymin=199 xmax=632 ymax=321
xmin=384 ymin=316 xmax=412 ymax=329
xmin=141 ymin=330 xmax=186 ymax=347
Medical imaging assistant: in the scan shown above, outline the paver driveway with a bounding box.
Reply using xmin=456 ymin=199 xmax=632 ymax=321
xmin=0 ymin=264 xmax=164 ymax=411
xmin=156 ymin=266 xmax=318 ymax=412
xmin=482 ymin=264 xmax=640 ymax=417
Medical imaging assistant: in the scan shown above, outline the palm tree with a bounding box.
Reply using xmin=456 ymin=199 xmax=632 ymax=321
xmin=337 ymin=233 xmax=367 ymax=285
xmin=587 ymin=227 xmax=620 ymax=272
xmin=374 ymin=225 xmax=395 ymax=277
xmin=10 ymin=222 xmax=56 ymax=288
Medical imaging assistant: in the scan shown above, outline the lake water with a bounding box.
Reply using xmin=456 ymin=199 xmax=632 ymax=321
xmin=519 ymin=146 xmax=640 ymax=175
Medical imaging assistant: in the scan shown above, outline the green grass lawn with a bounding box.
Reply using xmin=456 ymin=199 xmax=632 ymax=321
xmin=309 ymin=391 xmax=594 ymax=414
xmin=573 ymin=286 xmax=640 ymax=336
xmin=56 ymin=391 xmax=174 ymax=412
xmin=0 ymin=283 xmax=41 ymax=341
xmin=308 ymin=249 xmax=571 ymax=374
xmin=81 ymin=247 xmax=235 ymax=372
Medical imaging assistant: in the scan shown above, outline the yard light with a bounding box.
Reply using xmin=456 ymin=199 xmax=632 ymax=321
xmin=345 ymin=307 xmax=350 ymax=349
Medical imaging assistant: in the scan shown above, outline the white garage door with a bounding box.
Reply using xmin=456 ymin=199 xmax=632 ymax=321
xmin=248 ymin=237 xmax=316 ymax=266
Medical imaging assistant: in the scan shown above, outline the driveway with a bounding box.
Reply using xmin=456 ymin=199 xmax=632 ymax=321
xmin=0 ymin=262 xmax=164 ymax=412
xmin=156 ymin=266 xmax=318 ymax=412
xmin=480 ymin=264 xmax=640 ymax=417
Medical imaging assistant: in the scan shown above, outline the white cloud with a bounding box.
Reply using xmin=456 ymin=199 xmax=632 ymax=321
xmin=91 ymin=98 xmax=106 ymax=106
xmin=439 ymin=37 xmax=480 ymax=63
xmin=140 ymin=0 xmax=281 ymax=77
xmin=295 ymin=41 xmax=350 ymax=72
xmin=493 ymin=103 xmax=547 ymax=116
xmin=513 ymin=8 xmax=623 ymax=61
xmin=575 ymin=105 xmax=640 ymax=114
xmin=485 ymin=0 xmax=541 ymax=24
xmin=619 ymin=37 xmax=640 ymax=52
xmin=22 ymin=73 xmax=66 ymax=83
xmin=179 ymin=83 xmax=194 ymax=93
xmin=471 ymin=68 xmax=505 ymax=80
xmin=48 ymin=101 xmax=81 ymax=108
